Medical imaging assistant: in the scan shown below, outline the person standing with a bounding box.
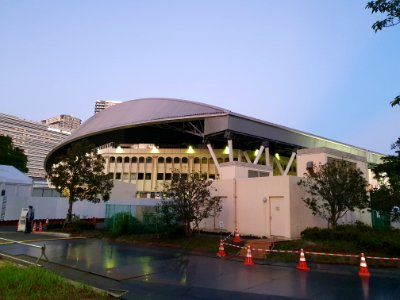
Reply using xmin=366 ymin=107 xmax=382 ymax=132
xmin=25 ymin=206 xmax=35 ymax=233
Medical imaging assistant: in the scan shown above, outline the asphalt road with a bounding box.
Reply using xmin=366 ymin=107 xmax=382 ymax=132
xmin=1 ymin=226 xmax=400 ymax=299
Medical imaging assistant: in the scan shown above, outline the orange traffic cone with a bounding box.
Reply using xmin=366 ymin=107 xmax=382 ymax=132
xmin=297 ymin=249 xmax=310 ymax=271
xmin=358 ymin=253 xmax=370 ymax=277
xmin=233 ymin=227 xmax=241 ymax=243
xmin=244 ymin=245 xmax=254 ymax=266
xmin=39 ymin=221 xmax=43 ymax=232
xmin=217 ymin=240 xmax=226 ymax=257
xmin=32 ymin=222 xmax=37 ymax=233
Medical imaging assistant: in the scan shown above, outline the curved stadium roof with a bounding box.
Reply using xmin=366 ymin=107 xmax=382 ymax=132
xmin=45 ymin=98 xmax=382 ymax=169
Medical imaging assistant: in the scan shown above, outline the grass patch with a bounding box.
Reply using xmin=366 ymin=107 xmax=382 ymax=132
xmin=0 ymin=260 xmax=109 ymax=300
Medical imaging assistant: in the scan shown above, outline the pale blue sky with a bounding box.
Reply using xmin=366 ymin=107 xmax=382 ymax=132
xmin=0 ymin=1 xmax=399 ymax=154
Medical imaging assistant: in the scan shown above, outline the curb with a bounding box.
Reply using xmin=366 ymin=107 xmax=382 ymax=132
xmin=34 ymin=231 xmax=71 ymax=238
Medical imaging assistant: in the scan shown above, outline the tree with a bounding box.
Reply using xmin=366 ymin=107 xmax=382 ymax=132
xmin=390 ymin=95 xmax=400 ymax=107
xmin=159 ymin=171 xmax=222 ymax=236
xmin=370 ymin=138 xmax=400 ymax=220
xmin=366 ymin=1 xmax=400 ymax=107
xmin=298 ymin=160 xmax=370 ymax=228
xmin=46 ymin=139 xmax=114 ymax=222
xmin=0 ymin=135 xmax=28 ymax=173
xmin=366 ymin=0 xmax=400 ymax=32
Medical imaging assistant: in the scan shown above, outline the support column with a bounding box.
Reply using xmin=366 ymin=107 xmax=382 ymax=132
xmin=243 ymin=151 xmax=252 ymax=163
xmin=238 ymin=150 xmax=242 ymax=162
xmin=228 ymin=139 xmax=234 ymax=162
xmin=207 ymin=143 xmax=221 ymax=174
xmin=151 ymin=156 xmax=158 ymax=190
xmin=188 ymin=156 xmax=193 ymax=173
xmin=274 ymin=157 xmax=285 ymax=175
xmin=265 ymin=147 xmax=270 ymax=167
xmin=284 ymin=152 xmax=296 ymax=176
xmin=253 ymin=145 xmax=265 ymax=165
xmin=128 ymin=156 xmax=132 ymax=183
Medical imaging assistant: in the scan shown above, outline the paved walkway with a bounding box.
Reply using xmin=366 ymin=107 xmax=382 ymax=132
xmin=1 ymin=226 xmax=400 ymax=299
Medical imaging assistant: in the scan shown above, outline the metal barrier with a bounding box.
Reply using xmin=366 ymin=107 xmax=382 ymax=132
xmin=0 ymin=237 xmax=49 ymax=264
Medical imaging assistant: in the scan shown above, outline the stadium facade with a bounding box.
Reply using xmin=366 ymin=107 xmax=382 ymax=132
xmin=45 ymin=98 xmax=381 ymax=238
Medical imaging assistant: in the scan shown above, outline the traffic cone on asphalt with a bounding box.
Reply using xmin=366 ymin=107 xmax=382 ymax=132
xmin=358 ymin=253 xmax=370 ymax=277
xmin=39 ymin=221 xmax=43 ymax=232
xmin=32 ymin=222 xmax=37 ymax=233
xmin=233 ymin=227 xmax=241 ymax=243
xmin=244 ymin=245 xmax=254 ymax=266
xmin=217 ymin=240 xmax=226 ymax=257
xmin=296 ymin=249 xmax=310 ymax=271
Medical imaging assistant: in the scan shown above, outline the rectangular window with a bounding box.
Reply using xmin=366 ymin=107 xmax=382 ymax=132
xmin=157 ymin=173 xmax=164 ymax=180
xmin=145 ymin=173 xmax=152 ymax=180
xmin=165 ymin=173 xmax=172 ymax=180
xmin=138 ymin=173 xmax=144 ymax=180
xmin=248 ymin=170 xmax=258 ymax=178
xmin=115 ymin=173 xmax=121 ymax=180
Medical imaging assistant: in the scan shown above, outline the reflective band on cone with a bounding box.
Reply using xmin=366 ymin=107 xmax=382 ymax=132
xmin=297 ymin=249 xmax=310 ymax=271
xmin=244 ymin=245 xmax=254 ymax=266
xmin=359 ymin=253 xmax=370 ymax=277
xmin=217 ymin=240 xmax=226 ymax=257
xmin=233 ymin=227 xmax=241 ymax=243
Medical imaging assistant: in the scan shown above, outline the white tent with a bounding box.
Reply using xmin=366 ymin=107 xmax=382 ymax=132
xmin=0 ymin=165 xmax=33 ymax=185
xmin=0 ymin=165 xmax=33 ymax=221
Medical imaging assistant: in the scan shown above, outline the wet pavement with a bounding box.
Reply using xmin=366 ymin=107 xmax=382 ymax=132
xmin=1 ymin=226 xmax=400 ymax=299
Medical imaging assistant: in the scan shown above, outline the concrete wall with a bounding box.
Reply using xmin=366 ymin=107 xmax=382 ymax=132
xmin=201 ymin=176 xmax=325 ymax=239
xmin=218 ymin=162 xmax=271 ymax=179
xmin=200 ymin=175 xmax=370 ymax=239
xmin=1 ymin=179 xmax=141 ymax=221
xmin=297 ymin=147 xmax=369 ymax=180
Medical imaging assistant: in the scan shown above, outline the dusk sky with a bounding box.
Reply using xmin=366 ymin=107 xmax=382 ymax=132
xmin=1 ymin=1 xmax=399 ymax=154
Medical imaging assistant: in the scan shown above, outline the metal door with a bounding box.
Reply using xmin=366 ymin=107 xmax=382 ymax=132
xmin=269 ymin=196 xmax=285 ymax=237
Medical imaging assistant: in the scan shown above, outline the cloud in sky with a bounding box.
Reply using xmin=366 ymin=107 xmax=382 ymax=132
xmin=0 ymin=0 xmax=398 ymax=154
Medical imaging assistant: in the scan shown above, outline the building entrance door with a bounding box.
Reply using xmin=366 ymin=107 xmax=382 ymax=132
xmin=269 ymin=196 xmax=285 ymax=237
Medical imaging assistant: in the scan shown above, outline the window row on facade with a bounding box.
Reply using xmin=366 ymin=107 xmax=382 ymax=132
xmin=108 ymin=156 xmax=234 ymax=164
xmin=112 ymin=172 xmax=217 ymax=181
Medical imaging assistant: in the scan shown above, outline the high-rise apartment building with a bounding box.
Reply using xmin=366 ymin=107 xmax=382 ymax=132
xmin=94 ymin=100 xmax=121 ymax=114
xmin=41 ymin=114 xmax=81 ymax=132
xmin=0 ymin=113 xmax=70 ymax=179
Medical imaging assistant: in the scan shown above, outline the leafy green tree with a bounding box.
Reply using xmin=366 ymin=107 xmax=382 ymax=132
xmin=298 ymin=160 xmax=370 ymax=228
xmin=0 ymin=135 xmax=28 ymax=173
xmin=390 ymin=95 xmax=400 ymax=107
xmin=159 ymin=171 xmax=222 ymax=236
xmin=46 ymin=139 xmax=113 ymax=222
xmin=366 ymin=0 xmax=400 ymax=32
xmin=371 ymin=138 xmax=400 ymax=220
xmin=366 ymin=1 xmax=400 ymax=107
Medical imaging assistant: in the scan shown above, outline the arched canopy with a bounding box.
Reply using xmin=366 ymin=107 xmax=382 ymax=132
xmin=45 ymin=98 xmax=382 ymax=170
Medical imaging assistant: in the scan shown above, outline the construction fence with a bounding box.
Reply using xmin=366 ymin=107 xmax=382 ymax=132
xmin=104 ymin=203 xmax=159 ymax=234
